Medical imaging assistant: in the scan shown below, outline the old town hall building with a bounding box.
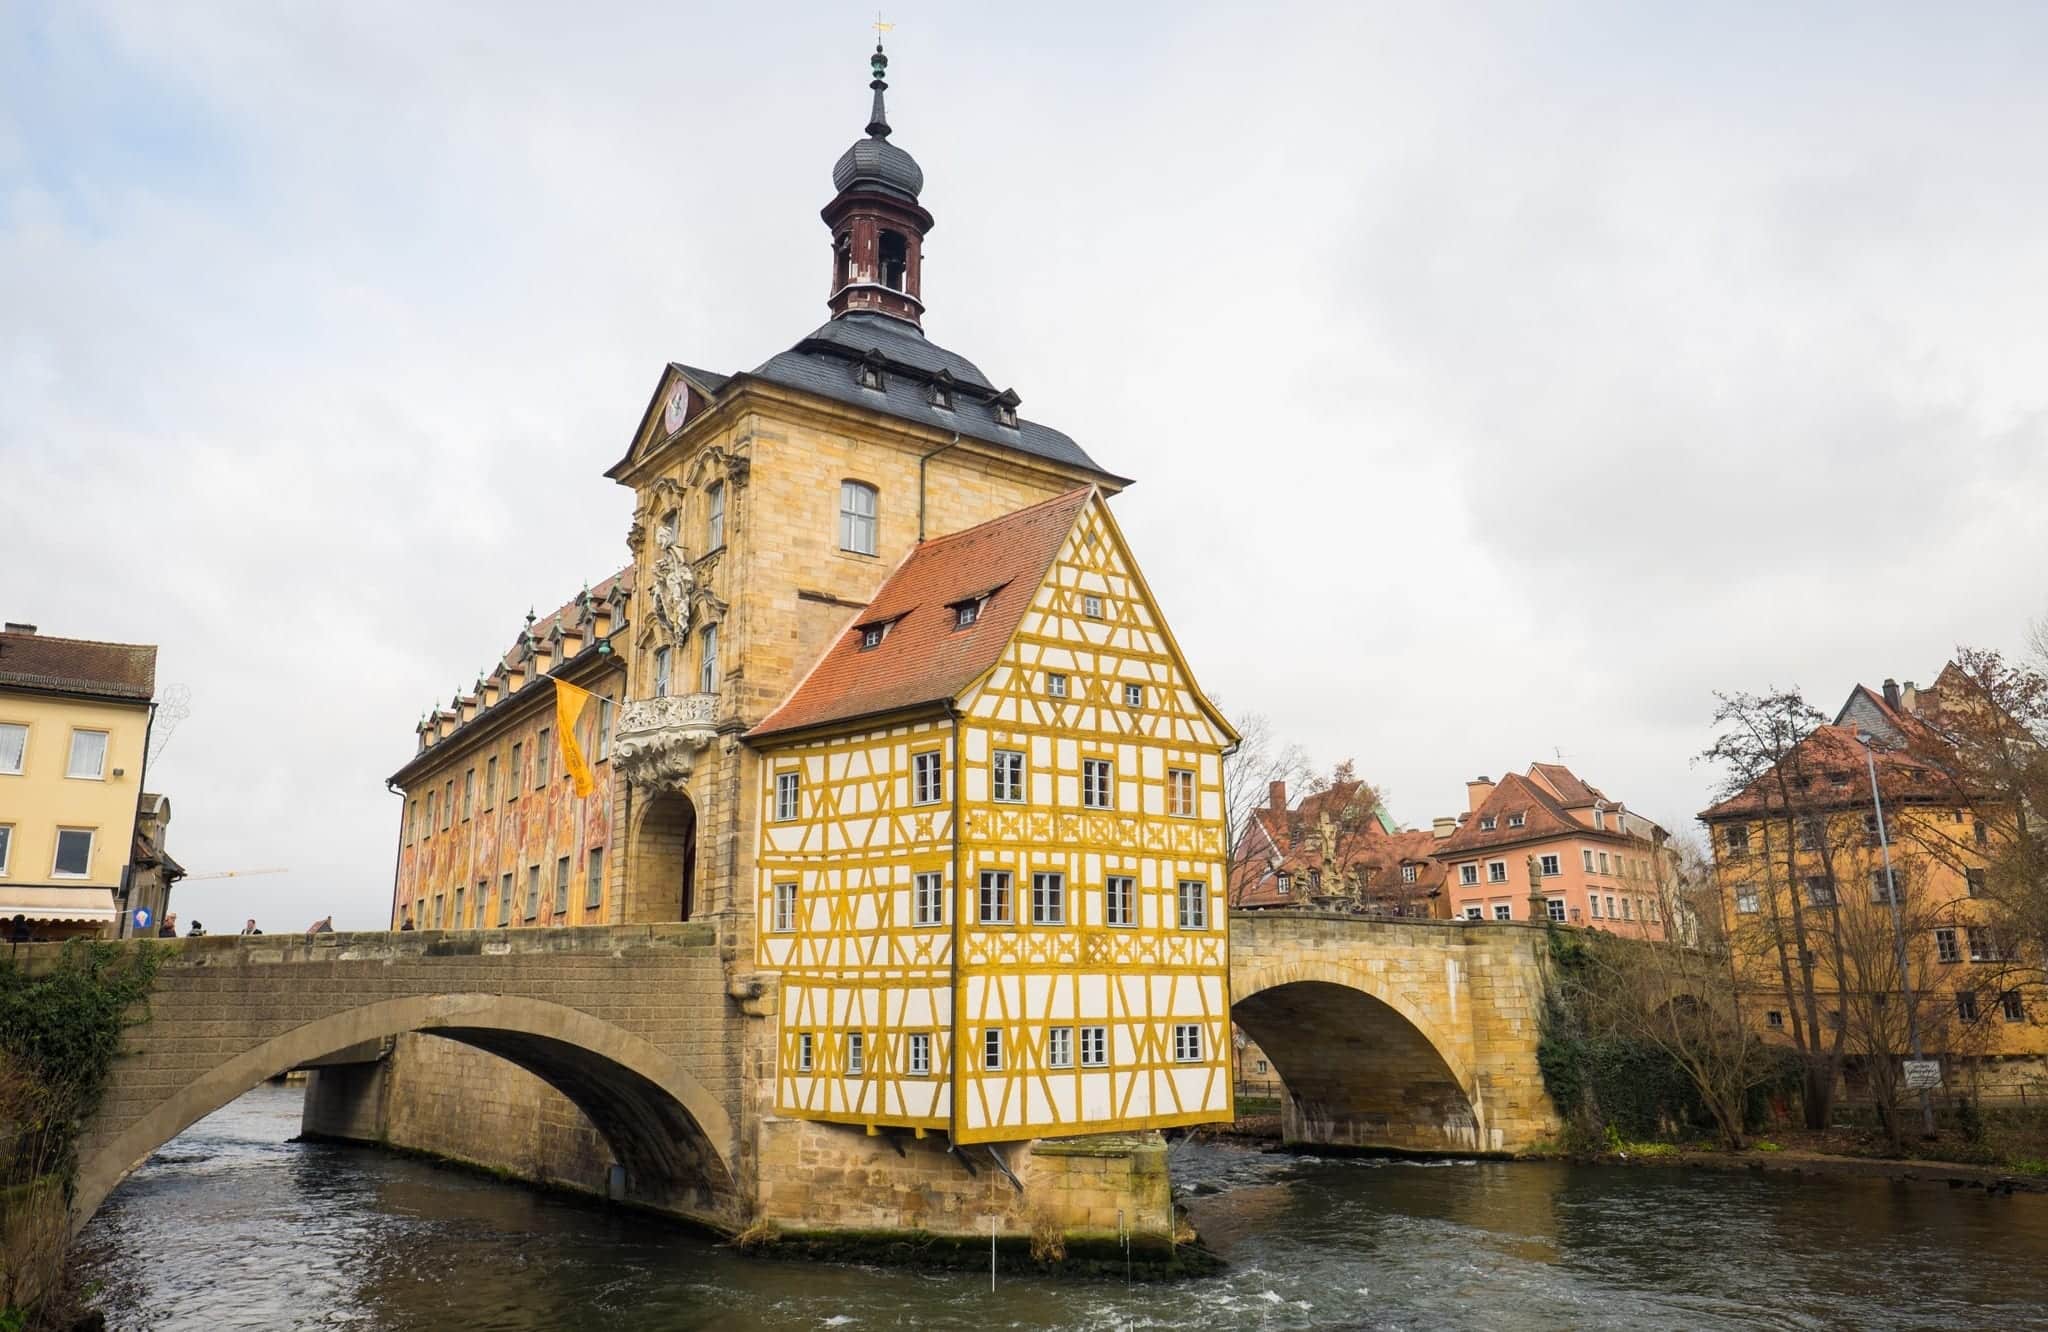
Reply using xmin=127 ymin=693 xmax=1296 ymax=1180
xmin=383 ymin=44 xmax=1234 ymax=1198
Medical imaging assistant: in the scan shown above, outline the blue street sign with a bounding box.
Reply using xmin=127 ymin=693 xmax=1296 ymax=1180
xmin=132 ymin=906 xmax=154 ymax=931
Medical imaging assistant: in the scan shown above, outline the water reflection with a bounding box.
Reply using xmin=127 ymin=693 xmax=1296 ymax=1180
xmin=75 ymin=1086 xmax=2048 ymax=1331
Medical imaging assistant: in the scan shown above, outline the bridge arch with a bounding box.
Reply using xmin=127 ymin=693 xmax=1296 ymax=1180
xmin=1233 ymin=958 xmax=1487 ymax=1154
xmin=73 ymin=992 xmax=737 ymax=1230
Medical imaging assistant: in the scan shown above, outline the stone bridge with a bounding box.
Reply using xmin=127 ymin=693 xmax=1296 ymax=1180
xmin=1229 ymin=913 xmax=1562 ymax=1154
xmin=58 ymin=924 xmax=747 ymax=1233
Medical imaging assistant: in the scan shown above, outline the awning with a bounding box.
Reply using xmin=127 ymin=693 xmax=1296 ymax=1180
xmin=0 ymin=886 xmax=120 ymax=923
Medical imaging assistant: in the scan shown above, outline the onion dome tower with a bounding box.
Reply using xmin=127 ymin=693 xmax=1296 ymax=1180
xmin=823 ymin=42 xmax=935 ymax=327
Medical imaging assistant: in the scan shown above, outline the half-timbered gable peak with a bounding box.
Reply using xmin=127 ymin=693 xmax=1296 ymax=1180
xmin=746 ymin=487 xmax=1095 ymax=741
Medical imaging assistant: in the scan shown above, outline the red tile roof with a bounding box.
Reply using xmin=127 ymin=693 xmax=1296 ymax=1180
xmin=1528 ymin=761 xmax=1605 ymax=806
xmin=1231 ymin=783 xmax=1448 ymax=912
xmin=1698 ymin=722 xmax=1969 ymax=820
xmin=1437 ymin=771 xmax=1585 ymax=855
xmin=0 ymin=631 xmax=156 ymax=702
xmin=748 ymin=487 xmax=1096 ymax=741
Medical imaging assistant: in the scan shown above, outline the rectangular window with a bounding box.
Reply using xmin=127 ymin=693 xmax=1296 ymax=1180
xmin=909 ymin=1031 xmax=931 ymax=1076
xmin=1124 ymin=683 xmax=1143 ymax=708
xmin=1031 ymin=871 xmax=1066 ymax=925
xmin=1605 ymin=895 xmax=1617 ymax=918
xmin=451 ymin=887 xmax=463 ymax=926
xmin=1402 ymin=864 xmax=1418 ymax=884
xmin=2002 ymin=991 xmax=2024 ymax=1022
xmin=1621 ymin=898 xmax=1633 ymax=920
xmin=1538 ymin=854 xmax=1561 ymax=877
xmin=408 ymin=798 xmax=419 ymax=842
xmin=1083 ymin=594 xmax=1103 ymax=619
xmin=840 ymin=480 xmax=878 ymax=555
xmin=1975 ymin=821 xmax=1989 ymax=848
xmin=484 ymin=756 xmax=497 ymax=810
xmin=499 ymin=872 xmax=513 ymax=925
xmin=915 ymin=870 xmax=944 ymax=926
xmin=699 ymin=624 xmax=718 ymax=693
xmin=1487 ymin=861 xmax=1508 ymax=884
xmin=1597 ymin=852 xmax=1610 ymax=874
xmin=535 ymin=731 xmax=550 ymax=789
xmin=1797 ymin=817 xmax=1824 ymax=851
xmin=1736 ymin=885 xmax=1760 ymax=914
xmin=597 ymin=698 xmax=614 ymax=761
xmin=1177 ymin=879 xmax=1208 ymax=930
xmin=462 ymin=769 xmax=475 ymax=821
xmin=706 ymin=480 xmax=725 ymax=550
xmin=1046 ymin=672 xmax=1068 ymax=698
xmin=1464 ymin=905 xmax=1483 ymax=920
xmin=0 ymin=722 xmax=24 ymax=774
xmin=509 ymin=743 xmax=522 ymax=799
xmin=1276 ymin=872 xmax=1291 ymax=896
xmin=1935 ymin=927 xmax=1959 ymax=963
xmin=1173 ymin=1024 xmax=1203 ymax=1063
xmin=1966 ymin=868 xmax=1986 ymax=898
xmin=983 ymin=1028 xmax=1003 ymax=1071
xmin=1547 ymin=898 xmax=1566 ymax=922
xmin=992 ymin=750 xmax=1025 ymax=803
xmin=525 ymin=865 xmax=541 ymax=919
xmin=1507 ymin=813 xmax=1525 ymax=828
xmin=1968 ymin=927 xmax=2001 ymax=962
xmin=1805 ymin=877 xmax=1835 ymax=907
xmin=797 ymin=1032 xmax=813 ymax=1072
xmin=1080 ymin=1025 xmax=1108 ymax=1067
xmin=913 ymin=751 xmax=944 ymax=805
xmin=475 ymin=880 xmax=488 ymax=928
xmin=1168 ymin=768 xmax=1196 ymax=817
xmin=1493 ymin=904 xmax=1512 ymax=921
xmin=554 ymin=856 xmax=570 ymax=914
xmin=846 ymin=1031 xmax=865 ymax=1076
xmin=1105 ymin=875 xmax=1134 ymax=927
xmin=1047 ymin=1026 xmax=1073 ymax=1069
xmin=1082 ymin=759 xmax=1113 ymax=810
xmin=653 ymin=648 xmax=671 ymax=698
xmin=1589 ymin=896 xmax=1601 ymax=918
xmin=979 ymin=871 xmax=1013 ymax=924
xmin=0 ymin=824 xmax=11 ymax=875
xmin=776 ymin=771 xmax=802 ymax=821
xmin=1459 ymin=864 xmax=1479 ymax=886
xmin=1582 ymin=849 xmax=1594 ymax=872
xmin=773 ymin=882 xmax=798 ymax=933
xmin=52 ymin=828 xmax=93 ymax=878
xmin=442 ymin=780 xmax=454 ymax=827
xmin=1870 ymin=869 xmax=1903 ymax=904
xmin=432 ymin=893 xmax=444 ymax=928
xmin=586 ymin=847 xmax=605 ymax=909
xmin=66 ymin=729 xmax=108 ymax=780
xmin=1766 ymin=1010 xmax=1784 ymax=1029
xmin=1957 ymin=991 xmax=1979 ymax=1022
xmin=1724 ymin=824 xmax=1750 ymax=857
xmin=1479 ymin=816 xmax=1496 ymax=831
xmin=954 ymin=601 xmax=980 ymax=628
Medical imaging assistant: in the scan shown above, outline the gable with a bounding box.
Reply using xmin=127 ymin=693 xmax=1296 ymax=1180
xmin=606 ymin=363 xmax=732 ymax=479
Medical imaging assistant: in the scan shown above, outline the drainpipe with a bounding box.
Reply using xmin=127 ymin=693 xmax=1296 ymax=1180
xmin=385 ymin=780 xmax=406 ymax=930
xmin=918 ymin=433 xmax=962 ymax=543
xmin=946 ymin=700 xmax=964 ymax=1147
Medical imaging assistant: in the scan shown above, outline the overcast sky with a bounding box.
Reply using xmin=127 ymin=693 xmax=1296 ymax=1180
xmin=6 ymin=3 xmax=2046 ymax=929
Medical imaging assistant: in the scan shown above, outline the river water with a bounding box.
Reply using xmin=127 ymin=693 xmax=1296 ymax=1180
xmin=75 ymin=1083 xmax=2048 ymax=1330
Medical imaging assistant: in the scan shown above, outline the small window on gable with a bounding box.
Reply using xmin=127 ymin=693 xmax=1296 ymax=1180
xmin=1046 ymin=672 xmax=1068 ymax=698
xmin=860 ymin=624 xmax=886 ymax=651
xmin=1479 ymin=816 xmax=1496 ymax=831
xmin=1124 ymin=683 xmax=1143 ymax=708
xmin=1083 ymin=594 xmax=1103 ymax=619
xmin=1507 ymin=813 xmax=1525 ymax=828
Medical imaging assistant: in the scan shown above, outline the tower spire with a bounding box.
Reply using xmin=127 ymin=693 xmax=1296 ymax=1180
xmin=867 ymin=42 xmax=891 ymax=139
xmin=825 ymin=23 xmax=932 ymax=327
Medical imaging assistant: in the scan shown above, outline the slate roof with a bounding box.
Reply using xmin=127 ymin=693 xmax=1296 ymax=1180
xmin=0 ymin=631 xmax=156 ymax=702
xmin=748 ymin=487 xmax=1095 ymax=740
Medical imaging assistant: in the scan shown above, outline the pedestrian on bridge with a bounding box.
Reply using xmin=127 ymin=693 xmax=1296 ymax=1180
xmin=158 ymin=913 xmax=178 ymax=938
xmin=241 ymin=919 xmax=262 ymax=935
xmin=187 ymin=920 xmax=207 ymax=937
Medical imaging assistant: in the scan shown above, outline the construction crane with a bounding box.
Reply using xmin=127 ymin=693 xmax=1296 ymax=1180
xmin=179 ymin=867 xmax=289 ymax=881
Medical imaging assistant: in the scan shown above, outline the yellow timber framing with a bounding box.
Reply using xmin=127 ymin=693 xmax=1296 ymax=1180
xmin=751 ymin=491 xmax=1238 ymax=1144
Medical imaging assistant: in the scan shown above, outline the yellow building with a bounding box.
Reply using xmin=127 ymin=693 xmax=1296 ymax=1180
xmin=746 ymin=488 xmax=1237 ymax=1142
xmin=1701 ymin=677 xmax=2047 ymax=1089
xmin=0 ymin=624 xmax=161 ymax=940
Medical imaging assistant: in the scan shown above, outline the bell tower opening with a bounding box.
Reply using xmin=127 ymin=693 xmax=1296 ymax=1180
xmin=879 ymin=231 xmax=908 ymax=291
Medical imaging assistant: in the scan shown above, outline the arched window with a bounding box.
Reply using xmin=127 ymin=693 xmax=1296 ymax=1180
xmin=839 ymin=480 xmax=878 ymax=555
xmin=879 ymin=231 xmax=908 ymax=291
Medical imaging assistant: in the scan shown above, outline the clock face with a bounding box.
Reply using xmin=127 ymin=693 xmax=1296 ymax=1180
xmin=663 ymin=383 xmax=692 ymax=433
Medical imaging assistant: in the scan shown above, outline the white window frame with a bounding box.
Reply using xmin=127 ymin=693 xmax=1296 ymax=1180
xmin=1083 ymin=594 xmax=1103 ymax=619
xmin=1463 ymin=905 xmax=1483 ymax=920
xmin=0 ymin=823 xmax=11 ymax=875
xmin=1493 ymin=904 xmax=1512 ymax=921
xmin=773 ymin=881 xmax=799 ymax=933
xmin=1935 ymin=927 xmax=1959 ymax=963
xmin=1031 ymin=871 xmax=1065 ymax=925
xmin=0 ymin=722 xmax=25 ymax=775
xmin=67 ymin=728 xmax=109 ymax=780
xmin=1046 ymin=672 xmax=1068 ymax=699
xmin=1538 ymin=854 xmax=1560 ymax=877
xmin=915 ymin=870 xmax=944 ymax=926
xmin=1402 ymin=864 xmax=1418 ymax=884
xmin=706 ymin=480 xmax=725 ymax=551
xmin=1459 ymin=863 xmax=1478 ymax=886
xmin=1080 ymin=1025 xmax=1108 ymax=1068
xmin=1582 ymin=849 xmax=1594 ymax=871
xmin=698 ymin=624 xmax=719 ymax=694
xmin=839 ymin=480 xmax=879 ymax=555
xmin=992 ymin=750 xmax=1025 ymax=803
xmin=1507 ymin=813 xmax=1525 ymax=828
xmin=1105 ymin=875 xmax=1134 ymax=927
xmin=1123 ymin=683 xmax=1143 ymax=708
xmin=1547 ymin=898 xmax=1566 ymax=922
xmin=597 ymin=697 xmax=613 ymax=761
xmin=653 ymin=647 xmax=671 ymax=698
xmin=51 ymin=827 xmax=94 ymax=879
xmin=1167 ymin=768 xmax=1196 ymax=817
xmin=909 ymin=1031 xmax=931 ymax=1076
xmin=979 ymin=870 xmax=1013 ymax=925
xmin=797 ymin=1032 xmax=813 ymax=1072
xmin=913 ymin=750 xmax=944 ymax=805
xmin=586 ymin=847 xmax=604 ymax=909
xmin=1047 ymin=1026 xmax=1073 ymax=1069
xmin=1173 ymin=1023 xmax=1203 ymax=1063
xmin=846 ymin=1031 xmax=864 ymax=1077
xmin=776 ymin=771 xmax=801 ymax=821
xmin=1589 ymin=896 xmax=1601 ymax=918
xmin=1177 ymin=879 xmax=1208 ymax=930
xmin=1487 ymin=861 xmax=1508 ymax=884
xmin=1082 ymin=758 xmax=1114 ymax=810
xmin=1735 ymin=885 xmax=1760 ymax=914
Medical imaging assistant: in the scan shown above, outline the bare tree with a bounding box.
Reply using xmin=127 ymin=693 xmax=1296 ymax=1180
xmin=1223 ymin=711 xmax=1313 ymax=906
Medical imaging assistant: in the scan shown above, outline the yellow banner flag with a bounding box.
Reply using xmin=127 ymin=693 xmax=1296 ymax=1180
xmin=554 ymin=679 xmax=597 ymax=799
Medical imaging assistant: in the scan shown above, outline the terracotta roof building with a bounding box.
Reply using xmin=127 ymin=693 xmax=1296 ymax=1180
xmin=1231 ymin=778 xmax=1448 ymax=917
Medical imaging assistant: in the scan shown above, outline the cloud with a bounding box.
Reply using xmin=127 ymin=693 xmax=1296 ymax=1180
xmin=5 ymin=2 xmax=2047 ymax=925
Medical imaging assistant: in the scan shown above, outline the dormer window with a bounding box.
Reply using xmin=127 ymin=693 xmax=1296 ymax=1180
xmin=954 ymin=600 xmax=980 ymax=629
xmin=1507 ymin=813 xmax=1525 ymax=828
xmin=860 ymin=625 xmax=887 ymax=650
xmin=857 ymin=349 xmax=887 ymax=391
xmin=993 ymin=387 xmax=1020 ymax=429
xmin=929 ymin=370 xmax=955 ymax=410
xmin=1479 ymin=815 xmax=1496 ymax=831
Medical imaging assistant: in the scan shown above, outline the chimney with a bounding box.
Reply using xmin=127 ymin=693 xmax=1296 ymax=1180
xmin=1882 ymin=678 xmax=1901 ymax=709
xmin=2 ymin=622 xmax=36 ymax=635
xmin=1432 ymin=815 xmax=1458 ymax=840
xmin=1269 ymin=780 xmax=1288 ymax=812
xmin=1466 ymin=776 xmax=1495 ymax=814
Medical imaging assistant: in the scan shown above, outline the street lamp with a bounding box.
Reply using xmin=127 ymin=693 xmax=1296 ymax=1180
xmin=1855 ymin=730 xmax=1937 ymax=1138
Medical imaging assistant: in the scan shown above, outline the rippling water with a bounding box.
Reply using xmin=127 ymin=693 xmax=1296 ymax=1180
xmin=75 ymin=1084 xmax=2048 ymax=1330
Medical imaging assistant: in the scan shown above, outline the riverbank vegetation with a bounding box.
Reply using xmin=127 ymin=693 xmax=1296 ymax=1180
xmin=0 ymin=940 xmax=160 ymax=1329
